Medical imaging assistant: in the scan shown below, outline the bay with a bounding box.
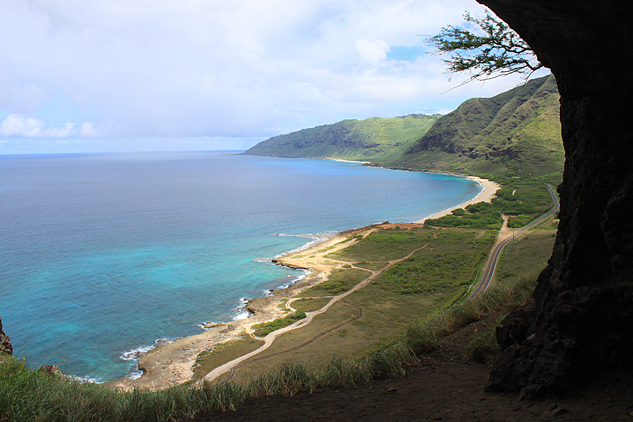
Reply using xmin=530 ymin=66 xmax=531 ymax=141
xmin=0 ymin=151 xmax=480 ymax=381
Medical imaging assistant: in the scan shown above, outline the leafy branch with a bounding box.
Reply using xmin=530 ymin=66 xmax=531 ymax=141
xmin=428 ymin=10 xmax=543 ymax=83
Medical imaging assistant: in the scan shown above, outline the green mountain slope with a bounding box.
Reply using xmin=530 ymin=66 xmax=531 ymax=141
xmin=392 ymin=75 xmax=563 ymax=177
xmin=245 ymin=75 xmax=562 ymax=179
xmin=243 ymin=114 xmax=441 ymax=162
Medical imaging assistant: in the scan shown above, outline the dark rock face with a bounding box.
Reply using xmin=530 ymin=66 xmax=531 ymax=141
xmin=0 ymin=316 xmax=13 ymax=356
xmin=478 ymin=0 xmax=633 ymax=397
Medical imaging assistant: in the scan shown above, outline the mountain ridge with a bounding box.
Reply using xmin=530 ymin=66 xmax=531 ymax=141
xmin=395 ymin=75 xmax=562 ymax=176
xmin=244 ymin=114 xmax=441 ymax=162
xmin=245 ymin=75 xmax=563 ymax=178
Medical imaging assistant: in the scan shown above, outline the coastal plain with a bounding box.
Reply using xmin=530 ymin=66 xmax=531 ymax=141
xmin=106 ymin=175 xmax=504 ymax=390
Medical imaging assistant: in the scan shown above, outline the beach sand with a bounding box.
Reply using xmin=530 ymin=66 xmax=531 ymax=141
xmin=104 ymin=174 xmax=500 ymax=391
xmin=415 ymin=176 xmax=500 ymax=224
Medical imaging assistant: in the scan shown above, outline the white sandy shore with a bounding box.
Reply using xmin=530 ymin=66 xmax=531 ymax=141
xmin=415 ymin=176 xmax=500 ymax=224
xmin=104 ymin=172 xmax=499 ymax=391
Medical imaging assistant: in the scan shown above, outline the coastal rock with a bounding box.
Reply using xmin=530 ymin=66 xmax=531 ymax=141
xmin=271 ymin=259 xmax=308 ymax=271
xmin=38 ymin=365 xmax=63 ymax=377
xmin=480 ymin=0 xmax=633 ymax=398
xmin=0 ymin=316 xmax=12 ymax=357
xmin=245 ymin=296 xmax=278 ymax=315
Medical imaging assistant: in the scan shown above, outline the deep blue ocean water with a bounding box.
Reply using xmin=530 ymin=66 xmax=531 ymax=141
xmin=0 ymin=151 xmax=480 ymax=381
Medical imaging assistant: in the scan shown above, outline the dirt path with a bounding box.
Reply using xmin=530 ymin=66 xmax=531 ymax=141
xmin=204 ymin=243 xmax=429 ymax=383
xmin=226 ymin=301 xmax=363 ymax=381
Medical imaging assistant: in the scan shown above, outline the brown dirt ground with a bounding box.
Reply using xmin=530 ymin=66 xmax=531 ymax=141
xmin=193 ymin=313 xmax=633 ymax=422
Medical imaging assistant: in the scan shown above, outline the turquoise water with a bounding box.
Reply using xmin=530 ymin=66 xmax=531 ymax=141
xmin=0 ymin=151 xmax=480 ymax=381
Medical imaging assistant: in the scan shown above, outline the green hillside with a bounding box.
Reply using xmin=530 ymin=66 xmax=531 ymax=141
xmin=392 ymin=75 xmax=563 ymax=177
xmin=245 ymin=75 xmax=563 ymax=179
xmin=243 ymin=114 xmax=441 ymax=162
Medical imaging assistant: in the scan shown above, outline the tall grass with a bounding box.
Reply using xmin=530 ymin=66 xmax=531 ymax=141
xmin=0 ymin=276 xmax=536 ymax=422
xmin=467 ymin=319 xmax=503 ymax=365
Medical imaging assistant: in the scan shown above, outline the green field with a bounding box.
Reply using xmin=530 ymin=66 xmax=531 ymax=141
xmin=216 ymin=227 xmax=502 ymax=380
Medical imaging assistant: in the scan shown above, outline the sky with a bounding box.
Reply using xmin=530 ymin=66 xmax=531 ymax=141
xmin=0 ymin=0 xmax=549 ymax=154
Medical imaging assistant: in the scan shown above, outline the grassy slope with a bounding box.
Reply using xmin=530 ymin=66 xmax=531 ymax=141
xmin=217 ymin=222 xmax=554 ymax=382
xmin=392 ymin=75 xmax=563 ymax=177
xmin=243 ymin=114 xmax=441 ymax=162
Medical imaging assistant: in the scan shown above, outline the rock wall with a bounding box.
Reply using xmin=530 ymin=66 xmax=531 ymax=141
xmin=478 ymin=0 xmax=633 ymax=397
xmin=0 ymin=316 xmax=12 ymax=356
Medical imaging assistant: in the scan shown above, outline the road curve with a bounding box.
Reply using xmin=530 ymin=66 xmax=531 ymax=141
xmin=469 ymin=184 xmax=559 ymax=298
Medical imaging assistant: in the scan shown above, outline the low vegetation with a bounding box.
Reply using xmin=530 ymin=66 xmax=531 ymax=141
xmin=325 ymin=228 xmax=435 ymax=262
xmin=191 ymin=335 xmax=261 ymax=381
xmin=299 ymin=268 xmax=370 ymax=296
xmin=290 ymin=298 xmax=331 ymax=313
xmin=378 ymin=228 xmax=495 ymax=295
xmin=426 ymin=174 xmax=559 ymax=230
xmin=467 ymin=317 xmax=503 ymax=364
xmin=425 ymin=202 xmax=503 ymax=229
xmin=251 ymin=312 xmax=307 ymax=337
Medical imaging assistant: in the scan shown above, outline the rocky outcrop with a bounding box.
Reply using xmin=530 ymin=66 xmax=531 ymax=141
xmin=37 ymin=365 xmax=63 ymax=377
xmin=0 ymin=316 xmax=13 ymax=356
xmin=478 ymin=0 xmax=633 ymax=397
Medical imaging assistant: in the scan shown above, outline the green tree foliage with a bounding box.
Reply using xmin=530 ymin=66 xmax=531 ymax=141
xmin=428 ymin=10 xmax=543 ymax=82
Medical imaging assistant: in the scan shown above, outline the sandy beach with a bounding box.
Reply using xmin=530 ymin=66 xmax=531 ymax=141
xmin=415 ymin=176 xmax=500 ymax=224
xmin=104 ymin=173 xmax=500 ymax=391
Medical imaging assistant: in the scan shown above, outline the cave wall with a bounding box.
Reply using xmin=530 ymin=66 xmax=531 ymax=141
xmin=476 ymin=0 xmax=633 ymax=396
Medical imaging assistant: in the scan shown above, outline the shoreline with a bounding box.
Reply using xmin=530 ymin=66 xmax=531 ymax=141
xmin=415 ymin=175 xmax=500 ymax=223
xmin=104 ymin=171 xmax=500 ymax=391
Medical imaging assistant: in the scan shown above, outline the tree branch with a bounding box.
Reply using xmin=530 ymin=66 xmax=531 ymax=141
xmin=427 ymin=9 xmax=543 ymax=83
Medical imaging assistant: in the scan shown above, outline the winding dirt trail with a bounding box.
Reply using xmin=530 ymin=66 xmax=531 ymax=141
xmin=225 ymin=301 xmax=363 ymax=381
xmin=204 ymin=243 xmax=430 ymax=383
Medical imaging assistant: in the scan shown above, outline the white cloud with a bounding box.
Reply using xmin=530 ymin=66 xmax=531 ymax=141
xmin=0 ymin=114 xmax=96 ymax=138
xmin=46 ymin=122 xmax=75 ymax=138
xmin=356 ymin=39 xmax=390 ymax=64
xmin=80 ymin=122 xmax=99 ymax=138
xmin=0 ymin=0 xmax=545 ymax=150
xmin=0 ymin=114 xmax=45 ymax=137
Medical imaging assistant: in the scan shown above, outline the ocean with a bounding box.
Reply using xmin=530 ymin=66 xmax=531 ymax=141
xmin=0 ymin=151 xmax=480 ymax=381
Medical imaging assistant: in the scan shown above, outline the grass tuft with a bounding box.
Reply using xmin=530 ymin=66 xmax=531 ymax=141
xmin=467 ymin=321 xmax=502 ymax=365
xmin=249 ymin=361 xmax=317 ymax=397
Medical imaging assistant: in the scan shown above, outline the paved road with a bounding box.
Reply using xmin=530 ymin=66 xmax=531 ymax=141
xmin=469 ymin=184 xmax=559 ymax=298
